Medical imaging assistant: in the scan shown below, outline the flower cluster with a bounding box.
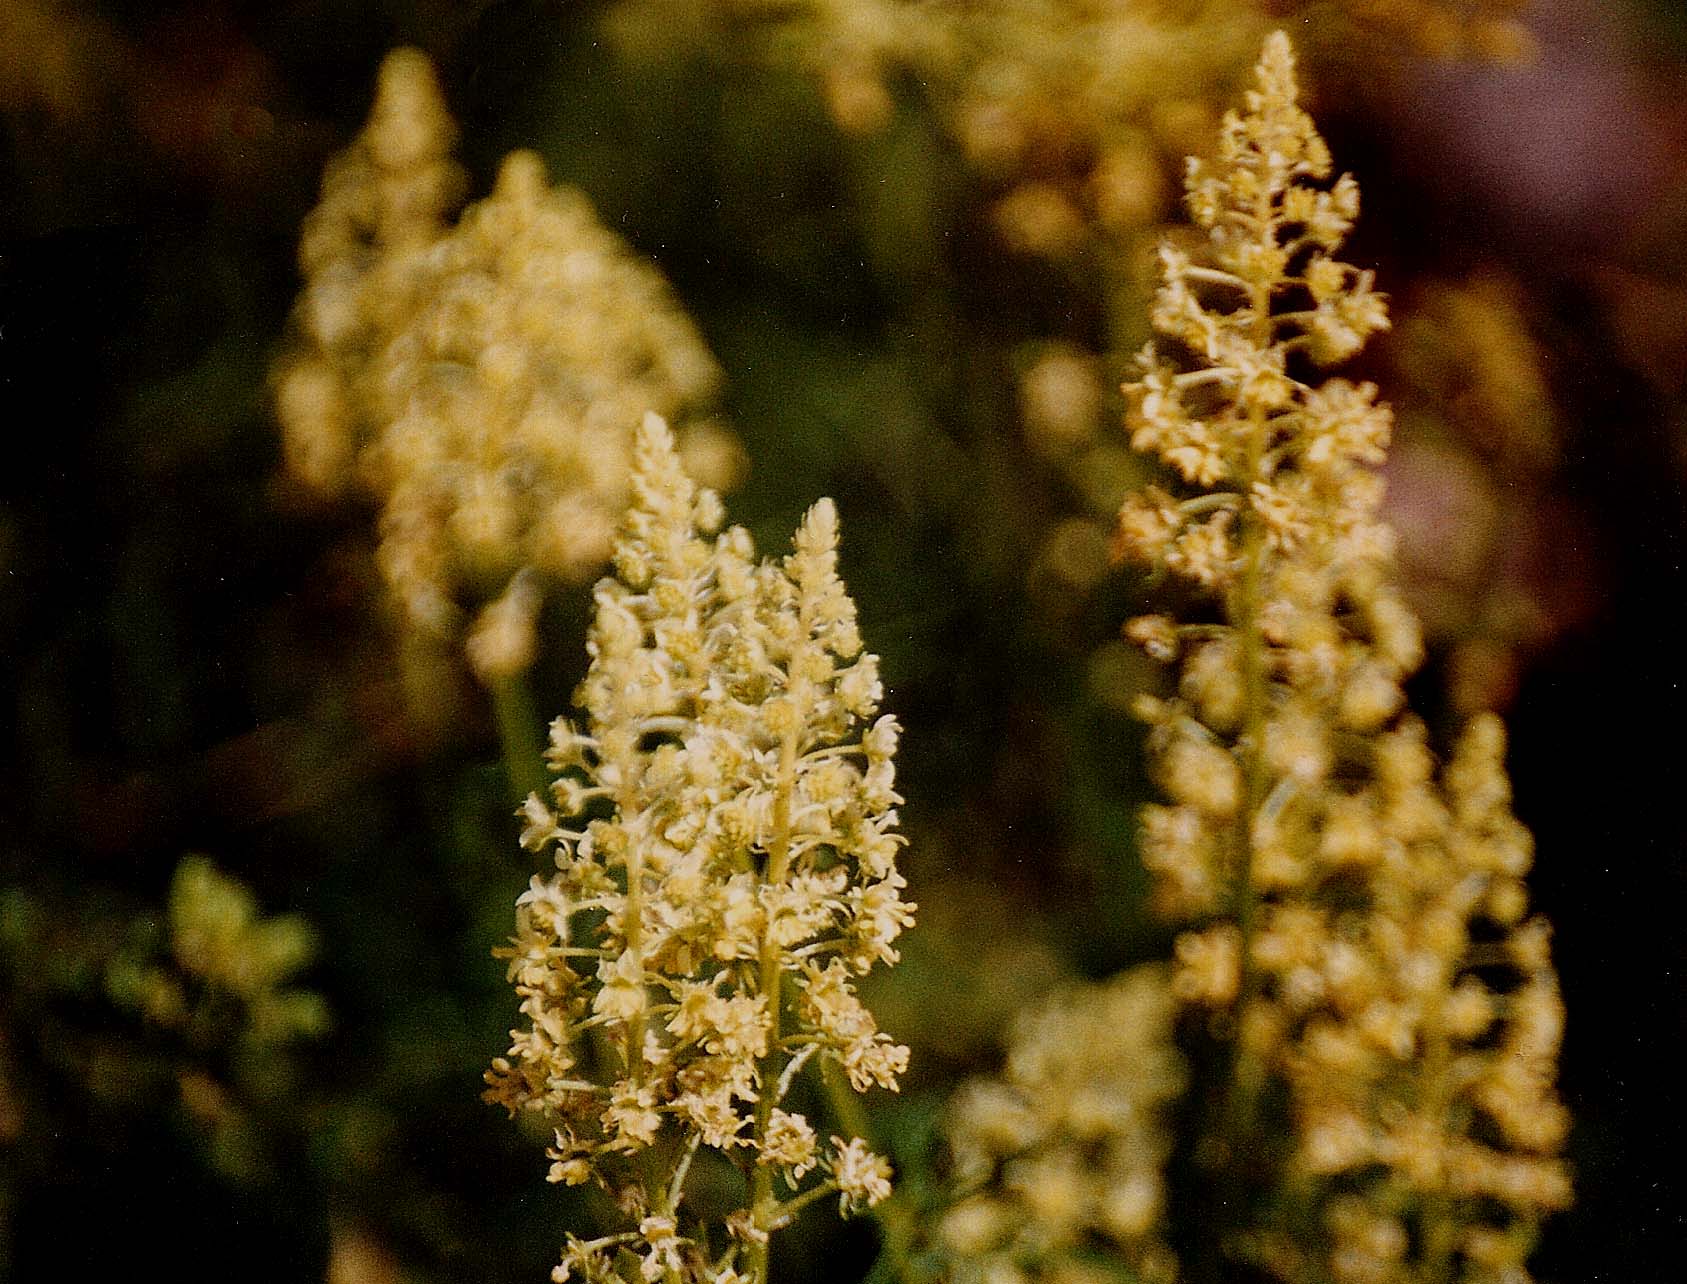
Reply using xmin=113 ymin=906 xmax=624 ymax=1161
xmin=1115 ymin=33 xmax=1568 ymax=1284
xmin=1253 ymin=714 xmax=1572 ymax=1284
xmin=630 ymin=0 xmax=1262 ymax=248
xmin=603 ymin=1 xmax=1537 ymax=640
xmin=940 ymin=966 xmax=1185 ymax=1284
xmin=607 ymin=0 xmax=1533 ymax=270
xmin=485 ymin=414 xmax=912 ymax=1284
xmin=274 ymin=49 xmax=739 ymax=679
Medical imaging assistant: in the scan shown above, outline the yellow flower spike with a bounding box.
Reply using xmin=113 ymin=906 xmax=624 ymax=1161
xmin=487 ymin=415 xmax=911 ymax=1284
xmin=275 ymin=52 xmax=735 ymax=681
xmin=939 ymin=968 xmax=1185 ymax=1284
xmin=1116 ymin=32 xmax=1569 ymax=1284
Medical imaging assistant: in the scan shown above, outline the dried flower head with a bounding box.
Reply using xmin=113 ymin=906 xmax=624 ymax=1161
xmin=486 ymin=414 xmax=912 ymax=1284
xmin=941 ymin=966 xmax=1185 ymax=1284
xmin=1116 ymin=32 xmax=1568 ymax=1283
xmin=275 ymin=49 xmax=739 ymax=678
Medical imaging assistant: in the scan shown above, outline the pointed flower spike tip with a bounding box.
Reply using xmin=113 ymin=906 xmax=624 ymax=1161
xmin=798 ymin=496 xmax=840 ymax=555
xmin=1258 ymin=29 xmax=1297 ymax=101
xmin=368 ymin=47 xmax=455 ymax=169
xmin=629 ymin=411 xmax=694 ymax=518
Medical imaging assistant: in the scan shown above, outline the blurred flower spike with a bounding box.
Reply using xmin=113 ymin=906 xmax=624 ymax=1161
xmin=1116 ymin=32 xmax=1570 ymax=1284
xmin=274 ymin=49 xmax=742 ymax=683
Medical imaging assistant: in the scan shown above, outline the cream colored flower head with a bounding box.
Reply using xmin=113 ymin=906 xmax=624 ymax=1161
xmin=274 ymin=49 xmax=740 ymax=681
xmin=1115 ymin=33 xmax=1570 ymax=1284
xmin=941 ymin=966 xmax=1185 ymax=1284
xmin=487 ymin=414 xmax=909 ymax=1282
xmin=1118 ymin=29 xmax=1393 ymax=582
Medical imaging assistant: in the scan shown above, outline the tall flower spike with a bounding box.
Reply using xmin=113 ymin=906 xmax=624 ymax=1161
xmin=274 ymin=50 xmax=737 ymax=679
xmin=1117 ymin=33 xmax=1568 ymax=1284
xmin=487 ymin=414 xmax=912 ymax=1284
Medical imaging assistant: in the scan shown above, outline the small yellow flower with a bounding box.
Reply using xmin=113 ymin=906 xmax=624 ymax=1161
xmin=829 ymin=1136 xmax=893 ymax=1212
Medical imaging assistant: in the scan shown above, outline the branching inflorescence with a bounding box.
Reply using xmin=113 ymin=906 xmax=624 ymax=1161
xmin=1115 ymin=33 xmax=1569 ymax=1284
xmin=275 ymin=51 xmax=739 ymax=682
xmin=486 ymin=414 xmax=913 ymax=1284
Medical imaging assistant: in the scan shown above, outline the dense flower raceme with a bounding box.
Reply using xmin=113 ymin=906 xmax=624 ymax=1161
xmin=485 ymin=415 xmax=913 ymax=1284
xmin=940 ymin=966 xmax=1185 ymax=1284
xmin=1115 ymin=33 xmax=1569 ymax=1284
xmin=274 ymin=49 xmax=739 ymax=680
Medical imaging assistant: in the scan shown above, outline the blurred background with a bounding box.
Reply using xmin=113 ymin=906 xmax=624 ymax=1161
xmin=1 ymin=1 xmax=1683 ymax=1280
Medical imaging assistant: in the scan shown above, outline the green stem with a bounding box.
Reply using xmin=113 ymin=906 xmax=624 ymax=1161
xmin=770 ymin=1178 xmax=844 ymax=1227
xmin=489 ymin=674 xmax=548 ymax=805
xmin=817 ymin=1056 xmax=872 ymax=1148
xmin=1221 ymin=273 xmax=1275 ymax=1128
xmin=818 ymin=1059 xmax=918 ymax=1284
xmin=1203 ymin=207 xmax=1279 ymax=1284
xmin=662 ymin=1132 xmax=702 ymax=1217
xmin=746 ymin=725 xmax=799 ymax=1284
xmin=624 ymin=829 xmax=648 ymax=1087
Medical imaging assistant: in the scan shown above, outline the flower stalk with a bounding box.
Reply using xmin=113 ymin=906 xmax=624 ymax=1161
xmin=486 ymin=414 xmax=912 ymax=1284
xmin=1116 ymin=32 xmax=1570 ymax=1284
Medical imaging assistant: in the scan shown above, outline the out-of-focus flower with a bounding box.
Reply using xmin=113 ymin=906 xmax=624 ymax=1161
xmin=0 ymin=0 xmax=114 ymax=123
xmin=941 ymin=966 xmax=1184 ymax=1284
xmin=1115 ymin=34 xmax=1569 ymax=1282
xmin=1384 ymin=274 xmax=1596 ymax=712
xmin=275 ymin=49 xmax=739 ymax=680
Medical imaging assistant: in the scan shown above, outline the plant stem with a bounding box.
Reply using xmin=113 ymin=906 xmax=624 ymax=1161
xmin=1219 ymin=262 xmax=1276 ymax=1123
xmin=490 ymin=674 xmax=549 ymax=805
xmin=624 ymin=828 xmax=648 ymax=1087
xmin=1203 ymin=205 xmax=1278 ymax=1284
xmin=746 ymin=723 xmax=799 ymax=1284
xmin=818 ymin=1058 xmax=918 ymax=1284
xmin=772 ymin=1179 xmax=843 ymax=1224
